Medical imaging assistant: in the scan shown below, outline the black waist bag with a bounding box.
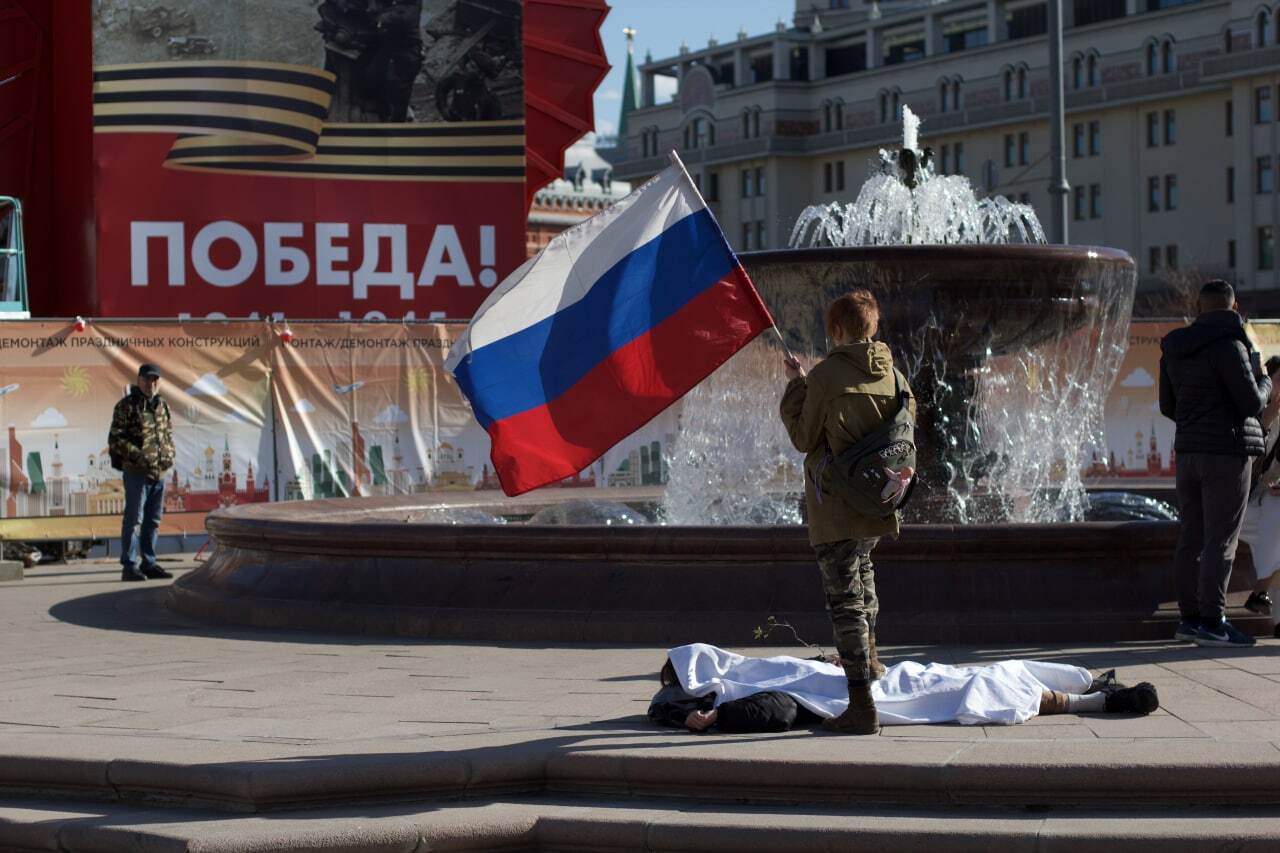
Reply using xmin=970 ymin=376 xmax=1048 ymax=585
xmin=826 ymin=368 xmax=917 ymax=520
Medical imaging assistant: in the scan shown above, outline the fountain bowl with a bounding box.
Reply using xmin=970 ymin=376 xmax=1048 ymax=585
xmin=167 ymin=494 xmax=1269 ymax=644
xmin=742 ymin=244 xmax=1132 ymax=365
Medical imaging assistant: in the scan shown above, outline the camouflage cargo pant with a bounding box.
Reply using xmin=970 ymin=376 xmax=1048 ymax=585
xmin=813 ymin=537 xmax=880 ymax=683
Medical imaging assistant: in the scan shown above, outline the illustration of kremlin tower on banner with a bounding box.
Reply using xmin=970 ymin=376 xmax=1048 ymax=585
xmin=1085 ymin=421 xmax=1176 ymax=479
xmin=165 ymin=435 xmax=269 ymax=511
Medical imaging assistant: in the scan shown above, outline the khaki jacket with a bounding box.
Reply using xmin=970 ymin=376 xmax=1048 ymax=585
xmin=779 ymin=341 xmax=915 ymax=546
xmin=109 ymin=387 xmax=176 ymax=482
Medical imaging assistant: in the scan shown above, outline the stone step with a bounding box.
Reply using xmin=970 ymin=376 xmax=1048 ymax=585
xmin=4 ymin=796 xmax=1280 ymax=852
xmin=2 ymin=730 xmax=1278 ymax=814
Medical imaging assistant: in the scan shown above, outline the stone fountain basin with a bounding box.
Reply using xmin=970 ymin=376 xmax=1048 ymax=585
xmin=168 ymin=495 xmax=1266 ymax=644
xmin=741 ymin=245 xmax=1134 ymax=363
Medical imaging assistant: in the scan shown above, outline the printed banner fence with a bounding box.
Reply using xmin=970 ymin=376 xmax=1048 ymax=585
xmin=1 ymin=319 xmax=1276 ymax=530
xmin=0 ymin=319 xmax=681 ymax=528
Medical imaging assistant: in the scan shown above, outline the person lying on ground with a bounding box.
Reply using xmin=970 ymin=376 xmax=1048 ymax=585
xmin=648 ymin=643 xmax=1159 ymax=734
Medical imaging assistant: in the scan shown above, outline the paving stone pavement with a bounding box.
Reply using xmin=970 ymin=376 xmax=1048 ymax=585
xmin=0 ymin=556 xmax=1276 ymax=752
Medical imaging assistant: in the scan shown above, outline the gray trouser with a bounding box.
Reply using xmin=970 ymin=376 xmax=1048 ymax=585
xmin=1174 ymin=452 xmax=1251 ymax=623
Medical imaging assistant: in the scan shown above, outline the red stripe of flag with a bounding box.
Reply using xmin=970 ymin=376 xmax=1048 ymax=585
xmin=487 ymin=266 xmax=772 ymax=495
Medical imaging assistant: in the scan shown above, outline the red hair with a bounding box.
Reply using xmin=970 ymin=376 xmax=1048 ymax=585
xmin=825 ymin=289 xmax=880 ymax=341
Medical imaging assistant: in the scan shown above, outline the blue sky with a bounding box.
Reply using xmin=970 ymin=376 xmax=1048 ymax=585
xmin=590 ymin=1 xmax=793 ymax=136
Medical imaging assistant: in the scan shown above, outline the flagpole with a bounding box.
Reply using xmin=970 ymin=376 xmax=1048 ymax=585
xmin=666 ymin=151 xmax=798 ymax=365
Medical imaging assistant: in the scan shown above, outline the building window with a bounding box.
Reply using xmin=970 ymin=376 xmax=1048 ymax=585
xmin=1260 ymin=226 xmax=1275 ymax=270
xmin=880 ymin=92 xmax=889 ymax=124
xmin=823 ymin=101 xmax=833 ymax=132
xmin=1257 ymin=86 xmax=1273 ymax=123
xmin=1017 ymin=66 xmax=1028 ymax=100
xmin=1227 ymin=166 xmax=1235 ymax=203
xmin=1073 ymin=185 xmax=1085 ymax=221
xmin=741 ymin=169 xmax=753 ymax=198
xmin=1007 ymin=4 xmax=1047 ymax=40
xmin=954 ymin=142 xmax=965 ymax=174
xmin=1090 ymin=183 xmax=1102 ymax=219
xmin=834 ymin=101 xmax=843 ymax=130
xmin=942 ymin=144 xmax=951 ymax=174
xmin=752 ymin=109 xmax=761 ymax=138
xmin=708 ymin=172 xmax=719 ymax=202
xmin=836 ymin=160 xmax=845 ymax=192
xmin=1147 ymin=176 xmax=1160 ymax=212
xmin=824 ymin=162 xmax=833 ymax=193
xmin=1087 ymin=52 xmax=1099 ymax=87
xmin=743 ymin=111 xmax=752 ymax=139
xmin=1228 ymin=239 xmax=1237 ymax=269
xmin=1163 ymin=109 xmax=1176 ymax=145
xmin=1018 ymin=131 xmax=1030 ymax=166
xmin=1258 ymin=10 xmax=1272 ymax=48
xmin=1259 ymin=156 xmax=1274 ymax=194
xmin=951 ymin=80 xmax=961 ymax=111
xmin=1164 ymin=174 xmax=1177 ymax=210
xmin=1088 ymin=120 xmax=1101 ymax=156
xmin=1161 ymin=39 xmax=1174 ymax=74
xmin=1003 ymin=68 xmax=1014 ymax=102
xmin=1226 ymin=99 xmax=1234 ymax=136
xmin=1165 ymin=245 xmax=1177 ymax=270
xmin=939 ymin=82 xmax=950 ymax=113
xmin=1145 ymin=41 xmax=1157 ymax=76
xmin=1148 ymin=246 xmax=1160 ymax=274
xmin=742 ymin=222 xmax=753 ymax=251
xmin=757 ymin=221 xmax=767 ymax=250
xmin=1004 ymin=134 xmax=1015 ymax=167
xmin=1072 ymin=124 xmax=1084 ymax=158
xmin=1072 ymin=55 xmax=1083 ymax=90
xmin=1146 ymin=112 xmax=1159 ymax=147
xmin=755 ymin=167 xmax=765 ymax=197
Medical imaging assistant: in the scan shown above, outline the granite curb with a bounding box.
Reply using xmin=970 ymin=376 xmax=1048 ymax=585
xmin=5 ymin=797 xmax=1280 ymax=853
xmin=1 ymin=731 xmax=1278 ymax=813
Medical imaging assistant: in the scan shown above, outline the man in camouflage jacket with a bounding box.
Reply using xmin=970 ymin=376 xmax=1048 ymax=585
xmin=109 ymin=363 xmax=176 ymax=581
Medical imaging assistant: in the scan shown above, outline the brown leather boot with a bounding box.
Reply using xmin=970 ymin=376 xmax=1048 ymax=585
xmin=1038 ymin=689 xmax=1070 ymax=716
xmin=868 ymin=633 xmax=887 ymax=679
xmin=823 ymin=680 xmax=880 ymax=734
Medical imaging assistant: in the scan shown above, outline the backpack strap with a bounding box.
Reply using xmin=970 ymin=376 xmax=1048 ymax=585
xmin=891 ymin=367 xmax=912 ymax=413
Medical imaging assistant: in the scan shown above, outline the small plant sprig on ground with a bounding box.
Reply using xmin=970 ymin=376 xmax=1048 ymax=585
xmin=752 ymin=616 xmax=828 ymax=659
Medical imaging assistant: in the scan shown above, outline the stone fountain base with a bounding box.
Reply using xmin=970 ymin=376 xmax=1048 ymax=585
xmin=168 ymin=497 xmax=1268 ymax=644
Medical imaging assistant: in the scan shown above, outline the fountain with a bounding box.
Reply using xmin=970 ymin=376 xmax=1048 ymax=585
xmin=665 ymin=106 xmax=1134 ymax=525
xmin=166 ymin=109 xmax=1268 ymax=644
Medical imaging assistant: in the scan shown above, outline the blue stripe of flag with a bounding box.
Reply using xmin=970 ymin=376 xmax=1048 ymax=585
xmin=453 ymin=208 xmax=735 ymax=428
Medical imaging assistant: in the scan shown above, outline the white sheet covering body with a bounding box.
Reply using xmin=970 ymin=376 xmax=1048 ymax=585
xmin=667 ymin=643 xmax=1093 ymax=726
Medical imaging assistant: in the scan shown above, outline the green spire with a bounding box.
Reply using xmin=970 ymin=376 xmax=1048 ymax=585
xmin=617 ymin=27 xmax=639 ymax=141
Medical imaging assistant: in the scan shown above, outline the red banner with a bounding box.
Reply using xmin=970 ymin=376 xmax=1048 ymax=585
xmin=91 ymin=1 xmax=529 ymax=321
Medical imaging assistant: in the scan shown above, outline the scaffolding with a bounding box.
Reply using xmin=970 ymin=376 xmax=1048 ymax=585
xmin=0 ymin=196 xmax=28 ymax=318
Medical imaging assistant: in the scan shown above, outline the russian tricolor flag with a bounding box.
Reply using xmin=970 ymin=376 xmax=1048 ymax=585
xmin=445 ymin=157 xmax=775 ymax=496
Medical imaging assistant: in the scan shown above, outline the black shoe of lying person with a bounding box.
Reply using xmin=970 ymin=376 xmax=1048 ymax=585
xmin=1085 ymin=669 xmax=1119 ymax=695
xmin=1104 ymin=682 xmax=1159 ymax=715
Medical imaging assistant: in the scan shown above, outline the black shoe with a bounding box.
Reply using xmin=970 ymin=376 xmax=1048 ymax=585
xmin=121 ymin=566 xmax=147 ymax=582
xmin=1244 ymin=591 xmax=1273 ymax=616
xmin=1104 ymin=682 xmax=1159 ymax=714
xmin=140 ymin=564 xmax=173 ymax=580
xmin=1085 ymin=669 xmax=1120 ymax=695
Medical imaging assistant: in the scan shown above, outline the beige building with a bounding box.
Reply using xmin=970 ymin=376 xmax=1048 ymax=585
xmin=612 ymin=0 xmax=1280 ymax=311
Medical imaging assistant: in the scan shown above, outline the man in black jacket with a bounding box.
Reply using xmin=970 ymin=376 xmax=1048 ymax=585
xmin=1159 ymin=280 xmax=1273 ymax=647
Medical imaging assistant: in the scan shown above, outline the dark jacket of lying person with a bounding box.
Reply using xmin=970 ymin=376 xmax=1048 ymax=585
xmin=647 ymin=660 xmax=821 ymax=733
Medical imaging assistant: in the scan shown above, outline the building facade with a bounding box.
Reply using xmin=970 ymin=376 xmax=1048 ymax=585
xmin=613 ymin=0 xmax=1280 ymax=310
